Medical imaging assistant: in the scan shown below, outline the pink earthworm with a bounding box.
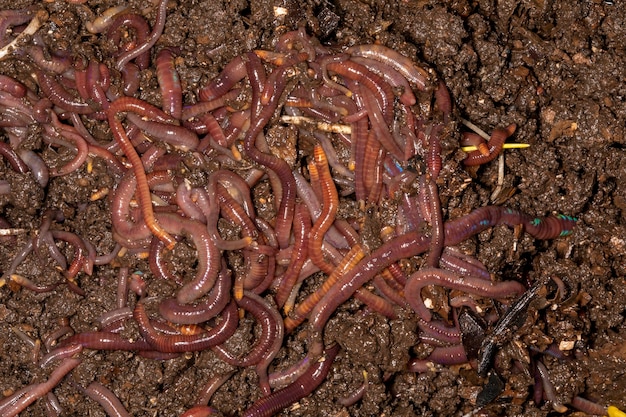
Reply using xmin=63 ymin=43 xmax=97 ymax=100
xmin=156 ymin=48 xmax=182 ymax=119
xmin=115 ymin=0 xmax=168 ymax=71
xmin=83 ymin=381 xmax=130 ymax=417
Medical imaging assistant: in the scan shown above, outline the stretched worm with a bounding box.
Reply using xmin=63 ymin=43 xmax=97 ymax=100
xmin=242 ymin=343 xmax=340 ymax=417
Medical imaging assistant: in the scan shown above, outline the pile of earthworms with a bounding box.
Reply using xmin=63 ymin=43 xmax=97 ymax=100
xmin=0 ymin=2 xmax=595 ymax=416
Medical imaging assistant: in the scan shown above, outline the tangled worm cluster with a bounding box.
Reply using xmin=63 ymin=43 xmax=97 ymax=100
xmin=0 ymin=2 xmax=579 ymax=416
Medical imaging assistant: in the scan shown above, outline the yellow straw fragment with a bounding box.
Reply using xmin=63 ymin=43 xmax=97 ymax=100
xmin=461 ymin=143 xmax=530 ymax=153
xmin=608 ymin=405 xmax=626 ymax=417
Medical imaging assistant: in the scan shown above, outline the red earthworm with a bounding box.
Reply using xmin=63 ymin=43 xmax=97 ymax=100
xmin=0 ymin=74 xmax=26 ymax=97
xmin=463 ymin=123 xmax=516 ymax=166
xmin=35 ymin=70 xmax=93 ymax=114
xmin=197 ymin=113 xmax=227 ymax=147
xmin=107 ymin=97 xmax=177 ymax=250
xmin=535 ymin=360 xmax=568 ymax=413
xmin=214 ymin=169 xmax=256 ymax=219
xmin=198 ymin=55 xmax=247 ymax=102
xmin=216 ymin=183 xmax=258 ymax=237
xmin=93 ymin=242 xmax=123 ymax=266
xmin=83 ymin=381 xmax=130 ymax=417
xmin=153 ymin=212 xmax=221 ymax=304
xmin=156 ymin=48 xmax=182 ymax=119
xmin=182 ymin=89 xmax=240 ymax=120
xmin=439 ymin=247 xmax=491 ymax=281
xmin=372 ymin=274 xmax=408 ymax=308
xmin=10 ymin=274 xmax=61 ymax=293
xmin=158 ymin=263 xmax=231 ymax=324
xmin=38 ymin=344 xmax=82 ymax=368
xmin=275 ymin=203 xmax=311 ymax=308
xmin=443 ymin=206 xmax=577 ymax=243
xmin=85 ymin=60 xmax=109 ymax=110
xmin=126 ymin=113 xmax=199 ymax=151
xmin=366 ymin=140 xmax=385 ymax=203
xmin=23 ymin=45 xmax=72 ymax=74
xmin=214 ymin=292 xmax=284 ymax=395
xmin=407 ymin=344 xmax=468 ymax=372
xmin=417 ymin=316 xmax=461 ymax=345
xmin=133 ymin=300 xmax=238 ymax=353
xmin=74 ymin=64 xmax=90 ymax=100
xmin=59 ymin=331 xmax=153 ymax=351
xmin=44 ymin=122 xmax=89 ymax=177
xmin=337 ymin=370 xmax=368 ymax=406
xmin=85 ymin=5 xmax=129 ymax=33
xmin=0 ymin=357 xmax=81 ymax=417
xmin=354 ymin=287 xmax=398 ymax=319
xmin=570 ymin=396 xmax=607 ymax=416
xmin=424 ymin=124 xmax=443 ymax=180
xmin=19 ymin=149 xmax=50 ymax=184
xmin=0 ymin=9 xmax=34 ymax=46
xmin=115 ymin=267 xmax=130 ymax=309
xmin=327 ymin=59 xmax=395 ymax=125
xmin=110 ymin=172 xmax=152 ymax=247
xmin=350 ymin=56 xmax=417 ymax=105
xmin=285 ymin=244 xmax=365 ymax=333
xmin=361 ymin=129 xmax=382 ymax=198
xmin=460 ymin=132 xmax=490 ymax=156
xmin=176 ymin=182 xmax=206 ymax=222
xmin=32 ymin=97 xmax=52 ymax=123
xmin=195 ymin=370 xmax=236 ymax=406
xmin=242 ymin=343 xmax=340 ymax=417
xmin=308 ymin=144 xmax=339 ymax=274
xmin=50 ymin=230 xmax=88 ymax=279
xmin=308 ymin=230 xmax=430 ymax=340
xmin=121 ymin=62 xmax=141 ymax=96
xmin=115 ymin=0 xmax=168 ymax=71
xmin=434 ymin=80 xmax=452 ymax=122
xmin=44 ymin=392 xmax=62 ymax=417
xmin=404 ymin=267 xmax=525 ymax=322
xmin=180 ymin=405 xmax=218 ymax=417
xmin=246 ymin=52 xmax=267 ymax=118
xmin=148 ymin=237 xmax=180 ymax=284
xmin=243 ymin=61 xmax=296 ymax=249
xmin=0 ymin=142 xmax=28 ymax=173
xmin=352 ymin=111 xmax=370 ymax=202
xmin=347 ymin=44 xmax=429 ymax=90
xmin=425 ymin=178 xmax=444 ymax=268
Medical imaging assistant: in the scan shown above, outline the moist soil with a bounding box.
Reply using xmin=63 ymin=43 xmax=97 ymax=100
xmin=1 ymin=0 xmax=625 ymax=416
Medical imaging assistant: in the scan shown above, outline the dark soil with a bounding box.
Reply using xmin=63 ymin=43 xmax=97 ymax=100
xmin=1 ymin=0 xmax=625 ymax=416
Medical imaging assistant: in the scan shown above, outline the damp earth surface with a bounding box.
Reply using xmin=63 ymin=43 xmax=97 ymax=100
xmin=1 ymin=0 xmax=625 ymax=416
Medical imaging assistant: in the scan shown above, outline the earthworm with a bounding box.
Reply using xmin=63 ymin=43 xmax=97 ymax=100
xmin=121 ymin=62 xmax=141 ymax=95
xmin=42 ymin=125 xmax=89 ymax=177
xmin=285 ymin=243 xmax=365 ymax=333
xmin=152 ymin=212 xmax=221 ymax=304
xmin=337 ymin=370 xmax=368 ymax=406
xmin=213 ymin=292 xmax=284 ymax=395
xmin=158 ymin=263 xmax=232 ymax=324
xmin=195 ymin=370 xmax=236 ymax=406
xmin=38 ymin=344 xmax=83 ymax=368
xmin=198 ymin=55 xmax=247 ymax=102
xmin=180 ymin=405 xmax=218 ymax=417
xmin=460 ymin=132 xmax=490 ymax=156
xmin=156 ymin=48 xmax=182 ymax=119
xmin=350 ymin=56 xmax=417 ymax=105
xmin=181 ymin=89 xmax=240 ymax=120
xmin=115 ymin=0 xmax=168 ymax=71
xmin=43 ymin=321 xmax=74 ymax=350
xmin=44 ymin=392 xmax=62 ymax=417
xmin=83 ymin=381 xmax=130 ymax=417
xmin=570 ymin=396 xmax=607 ymax=416
xmin=133 ymin=300 xmax=238 ymax=353
xmin=443 ymin=206 xmax=577 ymax=244
xmin=126 ymin=113 xmax=199 ymax=151
xmin=0 ymin=74 xmax=26 ymax=97
xmin=463 ymin=123 xmax=516 ymax=166
xmin=308 ymin=144 xmax=339 ymax=274
xmin=242 ymin=343 xmax=340 ymax=417
xmin=347 ymin=44 xmax=429 ymax=90
xmin=407 ymin=344 xmax=468 ymax=372
xmin=404 ymin=267 xmax=525 ymax=322
xmin=23 ymin=45 xmax=72 ymax=74
xmin=110 ymin=172 xmax=152 ymax=247
xmin=535 ymin=360 xmax=568 ymax=413
xmin=327 ymin=59 xmax=394 ymax=125
xmin=0 ymin=142 xmax=28 ymax=173
xmin=439 ymin=247 xmax=491 ymax=281
xmin=0 ymin=358 xmax=81 ymax=417
xmin=50 ymin=230 xmax=88 ymax=279
xmin=35 ymin=70 xmax=93 ymax=114
xmin=361 ymin=86 xmax=404 ymax=161
xmin=275 ymin=203 xmax=311 ymax=308
xmin=107 ymin=97 xmax=176 ymax=249
xmin=425 ymin=178 xmax=444 ymax=268
xmin=59 ymin=332 xmax=152 ymax=351
xmin=86 ymin=5 xmax=129 ymax=33
xmin=243 ymin=62 xmax=296 ymax=249
xmin=427 ymin=124 xmax=443 ymax=179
